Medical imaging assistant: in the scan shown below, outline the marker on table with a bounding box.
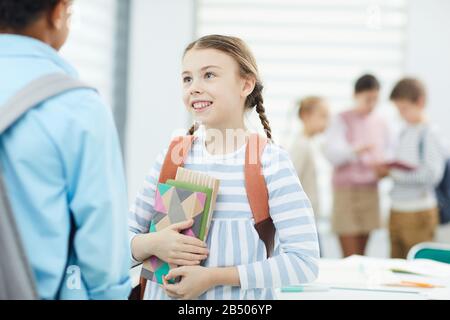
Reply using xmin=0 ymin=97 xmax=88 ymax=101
xmin=281 ymin=285 xmax=330 ymax=293
xmin=384 ymin=281 xmax=445 ymax=289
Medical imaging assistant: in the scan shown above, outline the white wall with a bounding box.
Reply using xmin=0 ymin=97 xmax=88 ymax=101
xmin=404 ymin=0 xmax=450 ymax=141
xmin=126 ymin=0 xmax=195 ymax=202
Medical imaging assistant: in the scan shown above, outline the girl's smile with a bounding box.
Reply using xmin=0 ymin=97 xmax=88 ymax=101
xmin=191 ymin=100 xmax=213 ymax=113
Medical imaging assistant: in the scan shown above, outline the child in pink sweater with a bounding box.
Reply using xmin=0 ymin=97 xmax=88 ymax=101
xmin=324 ymin=74 xmax=392 ymax=257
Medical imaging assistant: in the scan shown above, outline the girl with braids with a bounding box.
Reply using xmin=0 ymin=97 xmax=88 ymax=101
xmin=129 ymin=35 xmax=319 ymax=300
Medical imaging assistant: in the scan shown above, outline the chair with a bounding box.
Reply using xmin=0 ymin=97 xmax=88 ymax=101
xmin=407 ymin=242 xmax=450 ymax=264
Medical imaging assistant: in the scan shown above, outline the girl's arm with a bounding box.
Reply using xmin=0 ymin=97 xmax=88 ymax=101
xmin=324 ymin=116 xmax=356 ymax=167
xmin=323 ymin=116 xmax=358 ymax=166
xmin=208 ymin=267 xmax=240 ymax=286
xmin=163 ymin=266 xmax=240 ymax=300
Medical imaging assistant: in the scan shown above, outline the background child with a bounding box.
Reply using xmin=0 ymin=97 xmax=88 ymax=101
xmin=380 ymin=78 xmax=447 ymax=259
xmin=290 ymin=96 xmax=330 ymax=220
xmin=129 ymin=35 xmax=319 ymax=300
xmin=324 ymin=74 xmax=392 ymax=257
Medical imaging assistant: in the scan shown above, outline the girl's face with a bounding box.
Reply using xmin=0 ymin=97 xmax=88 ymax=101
xmin=302 ymin=102 xmax=330 ymax=135
xmin=354 ymin=89 xmax=379 ymax=115
xmin=182 ymin=48 xmax=255 ymax=129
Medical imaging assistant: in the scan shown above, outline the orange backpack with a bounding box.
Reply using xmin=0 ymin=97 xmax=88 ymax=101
xmin=136 ymin=133 xmax=275 ymax=299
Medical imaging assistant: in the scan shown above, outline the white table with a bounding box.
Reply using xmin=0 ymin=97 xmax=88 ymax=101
xmin=130 ymin=256 xmax=450 ymax=300
xmin=276 ymin=256 xmax=450 ymax=300
xmin=276 ymin=288 xmax=427 ymax=300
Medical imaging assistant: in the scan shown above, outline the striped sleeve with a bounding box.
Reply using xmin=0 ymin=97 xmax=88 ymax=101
xmin=237 ymin=146 xmax=320 ymax=290
xmin=128 ymin=149 xmax=166 ymax=264
xmin=391 ymin=130 xmax=446 ymax=186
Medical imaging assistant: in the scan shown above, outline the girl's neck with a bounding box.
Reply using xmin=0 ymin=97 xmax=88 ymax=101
xmin=354 ymin=107 xmax=371 ymax=117
xmin=409 ymin=114 xmax=427 ymax=125
xmin=303 ymin=126 xmax=316 ymax=138
xmin=203 ymin=122 xmax=249 ymax=155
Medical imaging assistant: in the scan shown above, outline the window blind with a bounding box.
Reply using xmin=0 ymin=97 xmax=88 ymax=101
xmin=60 ymin=0 xmax=130 ymax=147
xmin=196 ymin=0 xmax=408 ymax=144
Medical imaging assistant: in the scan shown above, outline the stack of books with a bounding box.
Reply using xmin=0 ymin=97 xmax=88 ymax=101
xmin=140 ymin=167 xmax=220 ymax=284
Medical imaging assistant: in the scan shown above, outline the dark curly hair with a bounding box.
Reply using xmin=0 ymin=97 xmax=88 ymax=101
xmin=0 ymin=0 xmax=61 ymax=30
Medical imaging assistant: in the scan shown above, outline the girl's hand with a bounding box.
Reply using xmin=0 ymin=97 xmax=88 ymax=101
xmin=354 ymin=144 xmax=374 ymax=156
xmin=153 ymin=220 xmax=209 ymax=266
xmin=162 ymin=266 xmax=214 ymax=300
xmin=373 ymin=163 xmax=390 ymax=178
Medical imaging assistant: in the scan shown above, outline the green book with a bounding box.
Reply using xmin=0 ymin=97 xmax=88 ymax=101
xmin=166 ymin=179 xmax=213 ymax=241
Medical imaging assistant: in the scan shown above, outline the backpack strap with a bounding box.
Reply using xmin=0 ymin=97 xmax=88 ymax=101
xmin=158 ymin=135 xmax=197 ymax=183
xmin=418 ymin=128 xmax=428 ymax=163
xmin=0 ymin=73 xmax=93 ymax=134
xmin=0 ymin=173 xmax=37 ymax=300
xmin=0 ymin=73 xmax=94 ymax=300
xmin=245 ymin=134 xmax=275 ymax=258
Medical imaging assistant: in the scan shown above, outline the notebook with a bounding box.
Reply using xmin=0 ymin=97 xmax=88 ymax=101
xmin=175 ymin=167 xmax=220 ymax=241
xmin=384 ymin=160 xmax=416 ymax=171
xmin=140 ymin=183 xmax=207 ymax=284
xmin=140 ymin=168 xmax=220 ymax=285
xmin=166 ymin=179 xmax=213 ymax=241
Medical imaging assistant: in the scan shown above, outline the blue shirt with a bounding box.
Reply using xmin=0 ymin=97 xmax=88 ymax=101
xmin=0 ymin=35 xmax=131 ymax=300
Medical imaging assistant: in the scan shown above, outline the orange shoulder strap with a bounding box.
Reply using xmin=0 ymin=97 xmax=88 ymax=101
xmin=245 ymin=133 xmax=269 ymax=223
xmin=245 ymin=134 xmax=275 ymax=257
xmin=158 ymin=135 xmax=196 ymax=183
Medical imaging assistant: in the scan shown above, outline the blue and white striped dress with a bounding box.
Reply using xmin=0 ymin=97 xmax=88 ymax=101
xmin=129 ymin=134 xmax=320 ymax=300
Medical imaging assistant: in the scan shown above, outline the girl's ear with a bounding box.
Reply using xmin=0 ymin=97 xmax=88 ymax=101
xmin=241 ymin=76 xmax=256 ymax=99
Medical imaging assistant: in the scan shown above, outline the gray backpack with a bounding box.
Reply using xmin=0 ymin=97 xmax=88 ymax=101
xmin=0 ymin=73 xmax=93 ymax=300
